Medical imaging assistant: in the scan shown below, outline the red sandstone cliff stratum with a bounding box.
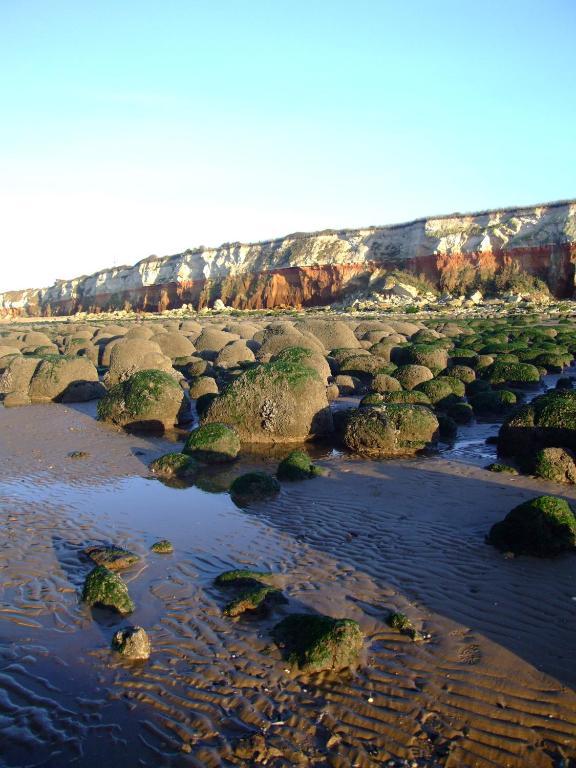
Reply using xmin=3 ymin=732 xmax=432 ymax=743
xmin=2 ymin=200 xmax=575 ymax=316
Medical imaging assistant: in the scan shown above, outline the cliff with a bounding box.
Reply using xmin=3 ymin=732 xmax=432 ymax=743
xmin=2 ymin=199 xmax=575 ymax=316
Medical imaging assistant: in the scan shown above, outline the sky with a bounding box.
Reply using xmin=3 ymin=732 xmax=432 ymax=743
xmin=1 ymin=0 xmax=575 ymax=292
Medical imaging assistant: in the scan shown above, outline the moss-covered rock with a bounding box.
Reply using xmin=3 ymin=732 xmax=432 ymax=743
xmin=97 ymin=369 xmax=185 ymax=431
xmin=370 ymin=372 xmax=402 ymax=393
xmin=393 ymin=364 xmax=433 ymax=390
xmin=230 ymin=472 xmax=281 ymax=505
xmin=484 ymin=361 xmax=541 ymax=387
xmin=533 ymin=447 xmax=576 ymax=484
xmin=183 ymin=423 xmax=240 ymax=463
xmin=111 ymin=626 xmax=151 ymax=660
xmin=438 ymin=414 xmax=458 ymax=441
xmin=81 ymin=566 xmax=135 ymax=613
xmin=150 ymin=539 xmax=174 ymax=554
xmin=272 ymin=614 xmax=363 ymax=673
xmin=201 ymin=347 xmax=333 ymax=443
xmin=379 ymin=390 xmax=431 ymax=405
xmin=84 ymin=545 xmax=140 ymax=571
xmin=342 ymin=405 xmax=438 ymax=457
xmin=498 ymin=390 xmax=576 ymax=461
xmin=447 ymin=402 xmax=474 ymax=424
xmin=487 ymin=495 xmax=576 ymax=557
xmin=277 ymin=449 xmax=324 ymax=481
xmin=392 ymin=343 xmax=449 ymax=374
xmin=416 ymin=377 xmax=461 ymax=407
xmin=148 ymin=452 xmax=198 ymax=480
xmin=386 ymin=611 xmax=422 ymax=641
xmin=223 ymin=586 xmax=286 ymax=617
xmin=470 ymin=390 xmax=517 ymax=415
xmin=486 ymin=462 xmax=518 ymax=474
xmin=448 ymin=364 xmax=476 ymax=384
xmin=215 ymin=569 xmax=274 ymax=587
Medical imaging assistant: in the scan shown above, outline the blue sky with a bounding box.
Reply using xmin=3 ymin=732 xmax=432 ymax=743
xmin=1 ymin=0 xmax=575 ymax=290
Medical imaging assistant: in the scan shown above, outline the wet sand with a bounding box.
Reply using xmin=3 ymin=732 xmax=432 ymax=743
xmin=1 ymin=402 xmax=575 ymax=767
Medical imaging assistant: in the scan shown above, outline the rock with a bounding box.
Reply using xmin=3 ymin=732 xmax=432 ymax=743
xmin=223 ymin=586 xmax=286 ymax=617
xmin=498 ymin=390 xmax=576 ymax=462
xmin=151 ymin=331 xmax=195 ymax=360
xmin=277 ymin=449 xmax=324 ymax=481
xmin=486 ymin=462 xmax=518 ymax=474
xmin=342 ymin=405 xmax=438 ymax=457
xmin=386 ymin=611 xmax=422 ymax=641
xmin=469 ymin=290 xmax=483 ymax=304
xmin=183 ymin=423 xmax=240 ymax=463
xmin=484 ymin=361 xmax=541 ymax=387
xmin=188 ymin=375 xmax=219 ymax=399
xmin=390 ymin=282 xmax=419 ymax=299
xmin=393 ymin=364 xmax=433 ymax=390
xmin=215 ymin=569 xmax=275 ymax=586
xmin=97 ymin=369 xmax=186 ymax=431
xmin=84 ymin=545 xmax=140 ymax=570
xmin=370 ymin=373 xmax=402 ymax=393
xmin=214 ymin=340 xmax=255 ymax=368
xmin=213 ymin=298 xmax=228 ymax=311
xmin=201 ymin=347 xmax=333 ymax=443
xmin=488 ymin=495 xmax=576 ymax=557
xmin=3 ymin=391 xmax=32 ymax=407
xmin=272 ymin=614 xmax=363 ymax=673
xmin=112 ymin=627 xmax=151 ymax=660
xmin=106 ymin=339 xmax=175 ymax=386
xmin=393 ymin=343 xmax=448 ymax=374
xmin=82 ymin=566 xmax=135 ymax=614
xmin=151 ymin=539 xmax=173 ymax=554
xmin=533 ymin=447 xmax=576 ymax=484
xmin=469 ymin=389 xmax=516 ymax=415
xmin=230 ymin=472 xmax=280 ymax=505
xmin=59 ymin=380 xmax=107 ymax=402
xmin=148 ymin=452 xmax=198 ymax=479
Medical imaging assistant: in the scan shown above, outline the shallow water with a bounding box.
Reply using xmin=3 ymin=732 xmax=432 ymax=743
xmin=1 ymin=400 xmax=576 ymax=767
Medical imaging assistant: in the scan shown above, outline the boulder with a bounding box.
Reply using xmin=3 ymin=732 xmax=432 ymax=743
xmin=342 ymin=405 xmax=438 ymax=457
xmin=488 ymin=496 xmax=576 ymax=557
xmin=272 ymin=614 xmax=363 ymax=673
xmin=277 ymin=449 xmax=324 ymax=481
xmin=230 ymin=472 xmax=280 ymax=505
xmin=106 ymin=339 xmax=174 ymax=385
xmin=112 ymin=627 xmax=151 ymax=660
xmin=97 ymin=369 xmax=186 ymax=431
xmin=201 ymin=347 xmax=333 ymax=443
xmin=82 ymin=566 xmax=135 ymax=613
xmin=26 ymin=356 xmax=99 ymax=402
xmin=533 ymin=447 xmax=576 ymax=484
xmin=184 ymin=423 xmax=240 ymax=463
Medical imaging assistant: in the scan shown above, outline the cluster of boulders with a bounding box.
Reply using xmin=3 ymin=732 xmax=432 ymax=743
xmin=80 ymin=539 xmax=173 ymax=660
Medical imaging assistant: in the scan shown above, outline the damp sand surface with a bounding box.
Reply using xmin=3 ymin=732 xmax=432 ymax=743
xmin=1 ymin=403 xmax=576 ymax=767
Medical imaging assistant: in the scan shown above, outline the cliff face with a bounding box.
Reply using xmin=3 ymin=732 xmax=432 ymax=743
xmin=2 ymin=200 xmax=575 ymax=316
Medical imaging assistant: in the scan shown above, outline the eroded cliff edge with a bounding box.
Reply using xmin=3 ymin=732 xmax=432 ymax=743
xmin=2 ymin=200 xmax=575 ymax=316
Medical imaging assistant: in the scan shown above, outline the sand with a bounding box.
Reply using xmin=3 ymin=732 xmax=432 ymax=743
xmin=0 ymin=401 xmax=575 ymax=767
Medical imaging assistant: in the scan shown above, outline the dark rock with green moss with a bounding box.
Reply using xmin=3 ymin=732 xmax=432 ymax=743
xmin=379 ymin=390 xmax=431 ymax=405
xmin=469 ymin=389 xmax=516 ymax=415
xmin=223 ymin=585 xmax=286 ymax=617
xmin=498 ymin=390 xmax=576 ymax=461
xmin=392 ymin=343 xmax=449 ymax=374
xmin=342 ymin=405 xmax=438 ymax=457
xmin=484 ymin=361 xmax=541 ymax=388
xmin=277 ymin=449 xmax=324 ymax=481
xmin=97 ymin=369 xmax=186 ymax=431
xmin=81 ymin=566 xmax=135 ymax=613
xmin=148 ymin=452 xmax=198 ymax=480
xmin=438 ymin=414 xmax=458 ymax=441
xmin=272 ymin=613 xmax=363 ymax=673
xmin=183 ymin=422 xmax=240 ymax=463
xmin=111 ymin=626 xmax=151 ymax=659
xmin=487 ymin=495 xmax=576 ymax=557
xmin=200 ymin=347 xmax=333 ymax=443
xmin=386 ymin=611 xmax=422 ymax=641
xmin=393 ymin=364 xmax=433 ymax=390
xmin=215 ymin=568 xmax=275 ymax=587
xmin=486 ymin=462 xmax=518 ymax=474
xmin=84 ymin=545 xmax=140 ymax=571
xmin=533 ymin=447 xmax=576 ymax=484
xmin=415 ymin=377 xmax=461 ymax=407
xmin=150 ymin=539 xmax=174 ymax=554
xmin=447 ymin=402 xmax=474 ymax=424
xmin=230 ymin=472 xmax=281 ymax=505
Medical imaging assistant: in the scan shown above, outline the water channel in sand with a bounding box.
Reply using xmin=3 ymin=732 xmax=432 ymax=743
xmin=0 ymin=377 xmax=575 ymax=766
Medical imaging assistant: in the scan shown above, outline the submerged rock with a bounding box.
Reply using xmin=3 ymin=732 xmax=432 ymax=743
xmin=84 ymin=545 xmax=140 ymax=570
xmin=112 ymin=626 xmax=151 ymax=660
xmin=272 ymin=613 xmax=363 ymax=673
xmin=230 ymin=472 xmax=280 ymax=505
xmin=183 ymin=422 xmax=240 ymax=463
xmin=488 ymin=495 xmax=576 ymax=557
xmin=150 ymin=540 xmax=174 ymax=554
xmin=277 ymin=449 xmax=324 ymax=481
xmin=82 ymin=566 xmax=135 ymax=614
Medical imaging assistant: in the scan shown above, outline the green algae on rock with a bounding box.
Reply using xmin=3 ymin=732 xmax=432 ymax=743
xmin=277 ymin=449 xmax=324 ymax=481
xmin=230 ymin=472 xmax=280 ymax=505
xmin=488 ymin=495 xmax=576 ymax=557
xmin=533 ymin=447 xmax=576 ymax=484
xmin=272 ymin=614 xmax=363 ymax=673
xmin=183 ymin=422 xmax=240 ymax=463
xmin=81 ymin=566 xmax=135 ymax=614
xmin=486 ymin=462 xmax=518 ymax=474
xmin=223 ymin=585 xmax=286 ymax=617
xmin=342 ymin=405 xmax=438 ymax=458
xmin=84 ymin=545 xmax=140 ymax=571
xmin=148 ymin=452 xmax=198 ymax=480
xmin=97 ymin=369 xmax=185 ymax=431
xmin=215 ymin=569 xmax=275 ymax=587
xmin=150 ymin=539 xmax=174 ymax=554
xmin=386 ymin=611 xmax=422 ymax=641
